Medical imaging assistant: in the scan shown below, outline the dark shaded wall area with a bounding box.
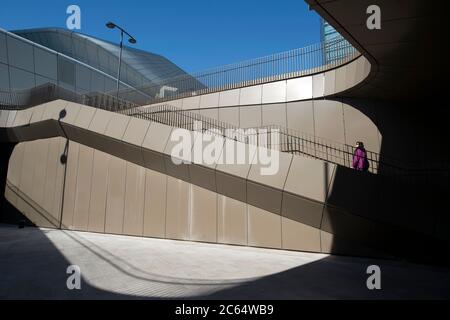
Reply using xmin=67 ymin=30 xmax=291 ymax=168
xmin=323 ymin=97 xmax=450 ymax=263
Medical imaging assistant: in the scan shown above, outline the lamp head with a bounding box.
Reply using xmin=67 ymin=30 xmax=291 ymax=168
xmin=106 ymin=22 xmax=116 ymax=29
xmin=128 ymin=38 xmax=137 ymax=44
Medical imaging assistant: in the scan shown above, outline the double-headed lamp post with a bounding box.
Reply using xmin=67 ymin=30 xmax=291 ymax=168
xmin=106 ymin=22 xmax=137 ymax=102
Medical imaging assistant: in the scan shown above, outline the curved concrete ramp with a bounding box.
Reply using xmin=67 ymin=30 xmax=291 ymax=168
xmin=144 ymin=55 xmax=371 ymax=110
xmin=1 ymin=99 xmax=446 ymax=260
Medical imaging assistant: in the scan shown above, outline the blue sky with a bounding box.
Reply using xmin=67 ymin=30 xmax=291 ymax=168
xmin=0 ymin=0 xmax=321 ymax=73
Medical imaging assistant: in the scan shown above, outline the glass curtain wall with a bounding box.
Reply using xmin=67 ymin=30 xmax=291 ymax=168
xmin=0 ymin=28 xmax=150 ymax=104
xmin=320 ymin=18 xmax=350 ymax=65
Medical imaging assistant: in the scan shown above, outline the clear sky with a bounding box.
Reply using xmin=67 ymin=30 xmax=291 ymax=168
xmin=0 ymin=0 xmax=321 ymax=73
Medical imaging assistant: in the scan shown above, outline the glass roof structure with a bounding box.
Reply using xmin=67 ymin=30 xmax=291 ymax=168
xmin=12 ymin=27 xmax=201 ymax=101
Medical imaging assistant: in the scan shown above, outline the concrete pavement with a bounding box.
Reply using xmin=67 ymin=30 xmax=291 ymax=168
xmin=1 ymin=224 xmax=450 ymax=299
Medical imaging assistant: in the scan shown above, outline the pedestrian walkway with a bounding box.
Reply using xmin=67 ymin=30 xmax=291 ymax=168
xmin=1 ymin=224 xmax=450 ymax=299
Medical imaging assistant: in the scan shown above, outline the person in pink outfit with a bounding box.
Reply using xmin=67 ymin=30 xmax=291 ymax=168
xmin=352 ymin=141 xmax=369 ymax=171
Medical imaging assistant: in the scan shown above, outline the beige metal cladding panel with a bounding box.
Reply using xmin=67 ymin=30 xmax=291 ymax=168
xmin=166 ymin=99 xmax=183 ymax=109
xmin=142 ymin=122 xmax=173 ymax=152
xmin=200 ymin=108 xmax=219 ymax=120
xmin=345 ymin=58 xmax=358 ymax=90
xmin=52 ymin=138 xmax=67 ymax=223
xmin=40 ymin=100 xmax=68 ymax=121
xmin=313 ymin=100 xmax=345 ymax=144
xmin=281 ymin=217 xmax=321 ymax=252
xmin=29 ymin=104 xmax=46 ymax=124
xmin=215 ymin=143 xmax=246 ymax=179
xmin=15 ymin=196 xmax=32 ymax=223
xmin=104 ymin=113 xmax=131 ymax=140
xmin=123 ymin=162 xmax=146 ymax=236
xmin=262 ymin=103 xmax=287 ymax=127
xmin=12 ymin=108 xmax=33 ymax=127
xmin=262 ymin=81 xmax=287 ymax=104
xmin=87 ymin=150 xmax=110 ymax=233
xmin=7 ymin=142 xmax=25 ymax=187
xmin=189 ymin=185 xmax=217 ymax=242
xmin=320 ymin=230 xmax=334 ymax=253
xmin=354 ymin=56 xmax=371 ymax=85
xmin=42 ymin=137 xmax=65 ymax=219
xmin=105 ymin=156 xmax=127 ymax=234
xmin=30 ymin=139 xmax=50 ymax=207
xmin=200 ymin=92 xmax=220 ymax=109
xmin=284 ymin=156 xmax=335 ymax=203
xmin=122 ymin=117 xmax=151 ymax=146
xmin=324 ymin=70 xmax=336 ymax=96
xmin=61 ymin=141 xmax=80 ymax=230
xmin=218 ymin=107 xmax=239 ymax=126
xmin=217 ymin=195 xmax=247 ymax=245
xmin=165 ymin=176 xmax=190 ymax=240
xmin=334 ymin=64 xmax=347 ymax=93
xmin=192 ymin=131 xmax=225 ymax=169
xmin=312 ymin=74 xmax=325 ymax=98
xmin=286 ymin=101 xmax=315 ymax=135
xmin=18 ymin=141 xmax=39 ymax=199
xmin=286 ymin=76 xmax=313 ymax=101
xmin=163 ymin=128 xmax=195 ymax=158
xmin=240 ymin=85 xmax=262 ymax=105
xmin=6 ymin=111 xmax=17 ymax=127
xmin=15 ymin=196 xmax=47 ymax=228
xmin=30 ymin=138 xmax=67 ymax=226
xmin=247 ymin=181 xmax=283 ymax=214
xmin=363 ymin=57 xmax=371 ymax=79
xmin=143 ymin=169 xmax=167 ymax=238
xmin=343 ymin=104 xmax=380 ymax=153
xmin=239 ymin=105 xmax=262 ymax=128
xmin=247 ymin=204 xmax=282 ymax=249
xmin=72 ymin=144 xmax=94 ymax=231
xmin=73 ymin=105 xmax=96 ymax=129
xmin=219 ymin=89 xmax=240 ymax=107
xmin=5 ymin=184 xmax=18 ymax=207
xmin=60 ymin=101 xmax=82 ymax=125
xmin=190 ymin=109 xmax=202 ymax=116
xmin=215 ymin=140 xmax=257 ymax=178
xmin=88 ymin=109 xmax=114 ymax=135
xmin=0 ymin=110 xmax=10 ymax=127
xmin=248 ymin=149 xmax=293 ymax=190
xmin=182 ymin=96 xmax=201 ymax=110
xmin=354 ymin=56 xmax=365 ymax=84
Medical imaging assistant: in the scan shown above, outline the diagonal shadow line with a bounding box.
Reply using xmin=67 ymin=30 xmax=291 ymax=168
xmin=59 ymin=229 xmax=277 ymax=287
xmin=6 ymin=176 xmax=324 ymax=290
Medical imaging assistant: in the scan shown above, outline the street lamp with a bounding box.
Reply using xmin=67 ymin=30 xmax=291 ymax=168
xmin=106 ymin=21 xmax=137 ymax=102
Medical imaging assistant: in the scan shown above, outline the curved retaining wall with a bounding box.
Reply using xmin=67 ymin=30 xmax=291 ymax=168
xmin=143 ymin=55 xmax=371 ymax=110
xmin=2 ymin=98 xmax=448 ymax=261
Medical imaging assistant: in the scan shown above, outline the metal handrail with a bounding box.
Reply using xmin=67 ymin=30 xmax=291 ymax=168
xmin=0 ymin=83 xmax=139 ymax=112
xmin=2 ymin=85 xmax=448 ymax=177
xmin=125 ymin=104 xmax=449 ymax=177
xmin=138 ymin=36 xmax=359 ymax=104
xmin=1 ymin=28 xmax=358 ymax=108
xmin=126 ymin=104 xmax=381 ymax=172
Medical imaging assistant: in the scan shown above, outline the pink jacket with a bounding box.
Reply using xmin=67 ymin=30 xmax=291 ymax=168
xmin=352 ymin=147 xmax=367 ymax=171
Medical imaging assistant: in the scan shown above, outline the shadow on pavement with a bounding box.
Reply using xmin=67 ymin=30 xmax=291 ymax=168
xmin=2 ymin=223 xmax=450 ymax=300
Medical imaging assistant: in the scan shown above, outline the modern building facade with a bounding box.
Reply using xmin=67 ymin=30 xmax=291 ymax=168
xmin=1 ymin=27 xmax=202 ymax=105
xmin=320 ymin=18 xmax=339 ymax=43
xmin=320 ymin=18 xmax=350 ymax=65
xmin=1 ymin=0 xmax=449 ymax=264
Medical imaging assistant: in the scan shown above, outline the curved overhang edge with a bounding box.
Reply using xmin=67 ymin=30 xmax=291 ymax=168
xmin=144 ymin=54 xmax=372 ymax=110
xmin=305 ymin=0 xmax=378 ymax=98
